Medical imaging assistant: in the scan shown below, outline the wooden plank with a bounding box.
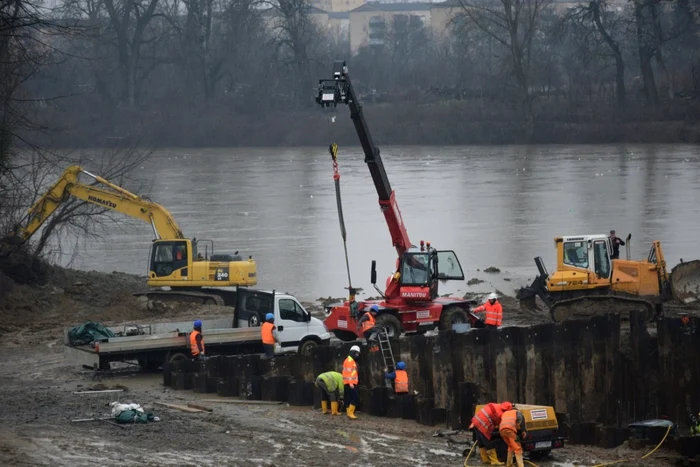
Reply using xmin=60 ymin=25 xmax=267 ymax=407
xmin=199 ymin=399 xmax=282 ymax=405
xmin=73 ymin=390 xmax=124 ymax=395
xmin=153 ymin=401 xmax=207 ymax=413
xmin=71 ymin=417 xmax=113 ymax=422
xmin=187 ymin=403 xmax=213 ymax=412
xmin=103 ymin=419 xmax=128 ymax=429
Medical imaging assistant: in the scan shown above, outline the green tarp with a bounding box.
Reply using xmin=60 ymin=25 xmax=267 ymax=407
xmin=68 ymin=321 xmax=115 ymax=346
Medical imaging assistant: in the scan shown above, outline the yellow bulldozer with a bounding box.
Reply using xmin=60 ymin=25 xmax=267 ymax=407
xmin=516 ymin=234 xmax=700 ymax=322
xmin=0 ymin=165 xmax=257 ymax=306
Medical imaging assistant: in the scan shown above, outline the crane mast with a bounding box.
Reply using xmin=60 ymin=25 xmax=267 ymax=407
xmin=316 ymin=60 xmax=411 ymax=257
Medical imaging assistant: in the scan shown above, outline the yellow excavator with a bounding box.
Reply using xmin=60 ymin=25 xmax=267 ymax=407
xmin=516 ymin=234 xmax=700 ymax=322
xmin=0 ymin=165 xmax=257 ymax=306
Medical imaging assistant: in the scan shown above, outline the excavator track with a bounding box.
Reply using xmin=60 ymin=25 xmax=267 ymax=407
xmin=549 ymin=295 xmax=655 ymax=323
xmin=133 ymin=290 xmax=235 ymax=307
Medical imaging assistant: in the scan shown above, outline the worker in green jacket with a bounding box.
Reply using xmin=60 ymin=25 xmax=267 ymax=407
xmin=315 ymin=371 xmax=344 ymax=415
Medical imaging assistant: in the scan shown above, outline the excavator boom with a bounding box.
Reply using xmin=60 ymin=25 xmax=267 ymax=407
xmin=11 ymin=165 xmax=183 ymax=245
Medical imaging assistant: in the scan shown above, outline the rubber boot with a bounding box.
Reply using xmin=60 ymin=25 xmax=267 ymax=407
xmin=331 ymin=401 xmax=340 ymax=415
xmin=506 ymin=451 xmax=513 ymax=467
xmin=321 ymin=401 xmax=329 ymax=414
xmin=478 ymin=447 xmax=491 ymax=464
xmin=347 ymin=404 xmax=358 ymax=419
xmin=487 ymin=449 xmax=504 ymax=465
xmin=514 ymin=452 xmax=524 ymax=467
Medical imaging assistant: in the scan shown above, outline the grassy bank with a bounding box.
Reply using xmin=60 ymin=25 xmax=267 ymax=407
xmin=34 ymin=99 xmax=700 ymax=148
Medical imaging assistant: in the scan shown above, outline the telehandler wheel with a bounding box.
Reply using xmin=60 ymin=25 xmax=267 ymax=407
xmin=439 ymin=306 xmax=470 ymax=331
xmin=375 ymin=313 xmax=402 ymax=338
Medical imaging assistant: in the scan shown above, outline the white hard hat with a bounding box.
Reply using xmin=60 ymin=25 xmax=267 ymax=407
xmin=488 ymin=292 xmax=498 ymax=300
xmin=350 ymin=345 xmax=361 ymax=353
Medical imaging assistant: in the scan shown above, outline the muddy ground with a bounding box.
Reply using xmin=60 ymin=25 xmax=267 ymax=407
xmin=0 ymin=343 xmax=682 ymax=467
xmin=0 ymin=265 xmax=689 ymax=466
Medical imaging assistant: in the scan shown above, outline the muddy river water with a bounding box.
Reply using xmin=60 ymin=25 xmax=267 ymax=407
xmin=56 ymin=144 xmax=700 ymax=301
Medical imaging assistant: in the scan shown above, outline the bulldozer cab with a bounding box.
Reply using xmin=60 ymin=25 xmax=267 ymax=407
xmin=557 ymin=235 xmax=613 ymax=281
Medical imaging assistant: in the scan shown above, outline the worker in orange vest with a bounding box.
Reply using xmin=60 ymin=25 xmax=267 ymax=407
xmin=499 ymin=407 xmax=528 ymax=467
xmin=473 ymin=292 xmax=503 ymax=329
xmin=190 ymin=320 xmax=205 ymax=361
xmin=357 ymin=305 xmax=378 ymax=341
xmin=469 ymin=401 xmax=513 ymax=465
xmin=384 ymin=361 xmax=409 ymax=394
xmin=342 ymin=345 xmax=361 ymax=419
xmin=261 ymin=313 xmax=278 ymax=359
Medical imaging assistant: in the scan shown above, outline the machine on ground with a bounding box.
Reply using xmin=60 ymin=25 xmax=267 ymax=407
xmin=516 ymin=234 xmax=700 ymax=322
xmin=472 ymin=403 xmax=565 ymax=462
xmin=315 ymin=60 xmax=483 ymax=341
xmin=64 ymin=287 xmax=331 ymax=370
xmin=1 ymin=165 xmax=257 ymax=306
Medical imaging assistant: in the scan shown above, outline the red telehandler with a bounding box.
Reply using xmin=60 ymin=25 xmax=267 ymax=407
xmin=316 ymin=60 xmax=483 ymax=341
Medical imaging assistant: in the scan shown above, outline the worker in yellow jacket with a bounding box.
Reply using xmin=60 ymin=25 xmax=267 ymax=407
xmin=315 ymin=371 xmax=344 ymax=415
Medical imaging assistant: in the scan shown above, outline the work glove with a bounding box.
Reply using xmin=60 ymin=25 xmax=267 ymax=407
xmin=350 ymin=384 xmax=355 ymax=389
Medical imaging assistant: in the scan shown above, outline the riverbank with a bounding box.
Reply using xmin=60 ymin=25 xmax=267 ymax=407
xmin=34 ymin=100 xmax=700 ymax=148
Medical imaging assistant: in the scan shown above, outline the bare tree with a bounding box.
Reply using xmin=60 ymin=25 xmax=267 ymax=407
xmin=265 ymin=0 xmax=323 ymax=107
xmin=102 ymin=0 xmax=162 ymax=106
xmin=567 ymin=0 xmax=627 ymax=105
xmin=456 ymin=0 xmax=550 ymax=138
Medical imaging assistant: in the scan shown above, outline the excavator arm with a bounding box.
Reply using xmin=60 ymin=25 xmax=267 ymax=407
xmin=7 ymin=165 xmax=184 ymax=246
xmin=316 ymin=60 xmax=411 ymax=257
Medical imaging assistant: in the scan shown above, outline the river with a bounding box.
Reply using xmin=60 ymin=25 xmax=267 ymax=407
xmin=54 ymin=144 xmax=700 ymax=302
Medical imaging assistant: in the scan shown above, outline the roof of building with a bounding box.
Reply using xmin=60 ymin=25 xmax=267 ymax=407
xmin=350 ymin=2 xmax=436 ymax=12
xmin=327 ymin=11 xmax=350 ymax=19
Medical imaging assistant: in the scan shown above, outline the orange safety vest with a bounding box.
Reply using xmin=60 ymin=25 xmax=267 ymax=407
xmin=190 ymin=330 xmax=205 ymax=356
xmin=472 ymin=403 xmax=504 ymax=440
xmin=342 ymin=356 xmax=358 ymax=385
xmin=394 ymin=370 xmax=409 ymax=393
xmin=474 ymin=301 xmax=503 ymax=326
xmin=261 ymin=322 xmax=275 ymax=345
xmin=499 ymin=409 xmax=520 ymax=433
xmin=361 ymin=312 xmax=376 ymax=333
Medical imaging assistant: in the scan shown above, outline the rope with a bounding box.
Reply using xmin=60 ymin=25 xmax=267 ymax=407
xmin=517 ymin=425 xmax=673 ymax=467
xmin=329 ymin=143 xmax=353 ymax=290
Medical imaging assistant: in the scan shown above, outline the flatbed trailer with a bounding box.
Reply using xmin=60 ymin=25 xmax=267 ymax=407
xmin=64 ymin=288 xmax=332 ymax=370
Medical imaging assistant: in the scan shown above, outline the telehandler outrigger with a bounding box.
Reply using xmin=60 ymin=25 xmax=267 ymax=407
xmin=316 ymin=60 xmax=482 ymax=341
xmin=1 ymin=165 xmax=256 ymax=306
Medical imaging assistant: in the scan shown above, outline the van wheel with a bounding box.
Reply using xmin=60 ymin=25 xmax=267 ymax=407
xmin=299 ymin=339 xmax=318 ymax=356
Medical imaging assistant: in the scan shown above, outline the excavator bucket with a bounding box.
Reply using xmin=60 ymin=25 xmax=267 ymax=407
xmin=670 ymin=260 xmax=700 ymax=305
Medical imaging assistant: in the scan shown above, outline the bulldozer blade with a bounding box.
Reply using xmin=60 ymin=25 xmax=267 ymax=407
xmin=670 ymin=260 xmax=700 ymax=305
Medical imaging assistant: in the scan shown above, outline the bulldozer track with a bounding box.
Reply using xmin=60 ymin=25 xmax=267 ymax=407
xmin=549 ymin=295 xmax=655 ymax=323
